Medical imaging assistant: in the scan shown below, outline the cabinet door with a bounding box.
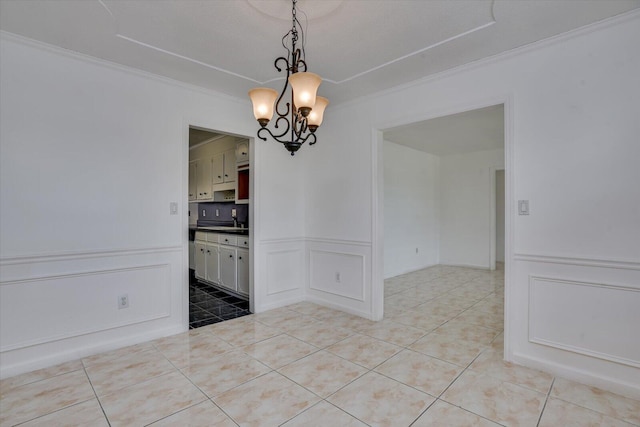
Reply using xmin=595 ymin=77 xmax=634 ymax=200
xmin=195 ymin=241 xmax=206 ymax=280
xmin=219 ymin=246 xmax=237 ymax=292
xmin=236 ymin=141 xmax=249 ymax=164
xmin=205 ymin=243 xmax=219 ymax=284
xmin=188 ymin=161 xmax=197 ymax=201
xmin=196 ymin=158 xmax=212 ymax=199
xmin=211 ymin=153 xmax=224 ymax=184
xmin=237 ymin=248 xmax=249 ymax=296
xmin=223 ymin=149 xmax=236 ymax=183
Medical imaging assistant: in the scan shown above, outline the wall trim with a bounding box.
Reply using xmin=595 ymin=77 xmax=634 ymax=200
xmin=0 ymin=264 xmax=172 ymax=351
xmin=306 ymin=237 xmax=372 ymax=247
xmin=0 ymin=30 xmax=249 ymax=107
xmin=260 ymin=237 xmax=306 ymax=245
xmin=331 ymin=8 xmax=640 ymax=113
xmin=514 ymin=253 xmax=640 ymax=270
xmin=0 ymin=323 xmax=185 ymax=380
xmin=529 ymin=275 xmax=640 ymax=368
xmin=511 ymin=351 xmax=640 ymax=401
xmin=439 ymin=262 xmax=491 ymax=271
xmin=309 ymin=249 xmax=366 ymax=302
xmin=384 ymin=262 xmax=441 ymax=279
xmin=0 ymin=245 xmax=182 ymax=266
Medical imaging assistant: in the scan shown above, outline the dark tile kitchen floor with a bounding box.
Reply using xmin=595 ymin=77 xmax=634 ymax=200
xmin=189 ymin=272 xmax=251 ymax=329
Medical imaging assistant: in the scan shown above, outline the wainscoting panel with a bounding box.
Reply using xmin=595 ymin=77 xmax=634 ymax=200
xmin=529 ymin=276 xmax=640 ymax=368
xmin=307 ymin=239 xmax=372 ymax=318
xmin=309 ymin=250 xmax=365 ymax=301
xmin=256 ymin=239 xmax=305 ymax=312
xmin=511 ymin=255 xmax=640 ymax=398
xmin=0 ymin=264 xmax=171 ymax=352
xmin=0 ymin=246 xmax=184 ymax=378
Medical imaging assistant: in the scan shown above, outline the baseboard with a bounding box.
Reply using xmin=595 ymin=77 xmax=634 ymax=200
xmin=0 ymin=324 xmax=185 ymax=380
xmin=384 ymin=262 xmax=440 ymax=279
xmin=305 ymin=295 xmax=374 ymax=320
xmin=254 ymin=295 xmax=305 ymax=314
xmin=511 ymin=351 xmax=640 ymax=400
xmin=439 ymin=262 xmax=491 ymax=270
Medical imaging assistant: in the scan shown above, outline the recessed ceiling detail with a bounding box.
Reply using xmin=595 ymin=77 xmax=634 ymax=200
xmin=1 ymin=1 xmax=638 ymax=105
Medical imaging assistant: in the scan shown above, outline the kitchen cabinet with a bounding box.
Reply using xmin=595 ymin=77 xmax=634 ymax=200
xmin=195 ymin=158 xmax=212 ymax=200
xmin=205 ymin=243 xmax=219 ymax=284
xmin=194 ymin=231 xmax=249 ymax=298
xmin=237 ymin=248 xmax=249 ymax=296
xmin=188 ymin=160 xmax=197 ymax=201
xmin=195 ymin=232 xmax=219 ymax=284
xmin=236 ymin=141 xmax=249 ymax=164
xmin=195 ymin=241 xmax=206 ymax=280
xmin=219 ymin=246 xmax=237 ymax=292
xmin=212 ymin=150 xmax=235 ymax=185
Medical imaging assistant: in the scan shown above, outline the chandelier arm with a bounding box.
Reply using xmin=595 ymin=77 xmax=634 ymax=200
xmin=269 ymin=115 xmax=292 ymax=140
xmin=273 ymin=56 xmax=291 ymax=118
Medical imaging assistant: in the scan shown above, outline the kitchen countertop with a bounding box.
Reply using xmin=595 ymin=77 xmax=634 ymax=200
xmin=190 ymin=225 xmax=249 ymax=235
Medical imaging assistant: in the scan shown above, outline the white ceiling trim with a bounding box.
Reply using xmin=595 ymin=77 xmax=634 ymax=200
xmin=0 ymin=30 xmax=251 ymax=105
xmin=115 ymin=34 xmax=262 ymax=84
xmin=329 ymin=18 xmax=496 ymax=85
xmin=106 ymin=0 xmax=497 ymax=87
xmin=114 ymin=14 xmax=498 ymax=88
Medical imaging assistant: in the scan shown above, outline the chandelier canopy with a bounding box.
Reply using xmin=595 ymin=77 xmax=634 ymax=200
xmin=248 ymin=0 xmax=329 ymax=156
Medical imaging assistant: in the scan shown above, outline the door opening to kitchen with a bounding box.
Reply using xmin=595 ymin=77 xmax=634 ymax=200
xmin=188 ymin=126 xmax=252 ymax=328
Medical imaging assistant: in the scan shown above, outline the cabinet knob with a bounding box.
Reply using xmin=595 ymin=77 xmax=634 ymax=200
xmin=218 ymin=175 xmax=222 ymax=179
xmin=229 ymin=254 xmax=233 ymax=258
xmin=200 ymin=248 xmax=204 ymax=252
xmin=206 ymin=250 xmax=210 ymax=253
xmin=238 ymin=256 xmax=242 ymax=260
xmin=225 ymin=174 xmax=228 ymax=177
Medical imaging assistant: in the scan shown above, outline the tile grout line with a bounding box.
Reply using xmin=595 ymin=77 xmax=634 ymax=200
xmin=82 ymin=362 xmax=112 ymax=427
xmin=536 ymin=377 xmax=556 ymax=427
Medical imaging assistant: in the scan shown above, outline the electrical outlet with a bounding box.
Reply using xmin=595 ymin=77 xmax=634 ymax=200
xmin=215 ymin=209 xmax=220 ymax=217
xmin=118 ymin=294 xmax=129 ymax=309
xmin=335 ymin=272 xmax=341 ymax=283
xmin=231 ymin=208 xmax=237 ymax=218
xmin=202 ymin=209 xmax=206 ymax=217
xmin=416 ymin=247 xmax=419 ymax=254
xmin=169 ymin=202 xmax=178 ymax=215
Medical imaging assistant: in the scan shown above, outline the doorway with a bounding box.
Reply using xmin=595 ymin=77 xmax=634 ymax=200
xmin=187 ymin=126 xmax=253 ymax=328
xmin=375 ymin=100 xmax=510 ymax=356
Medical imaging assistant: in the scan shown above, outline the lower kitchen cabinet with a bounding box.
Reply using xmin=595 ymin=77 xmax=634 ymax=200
xmin=205 ymin=243 xmax=219 ymax=284
xmin=194 ymin=231 xmax=249 ymax=298
xmin=195 ymin=242 xmax=206 ymax=280
xmin=219 ymin=246 xmax=237 ymax=292
xmin=237 ymin=248 xmax=249 ymax=296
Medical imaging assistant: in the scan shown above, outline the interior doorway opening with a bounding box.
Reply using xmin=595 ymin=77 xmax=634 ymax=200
xmin=377 ymin=101 xmax=509 ymax=357
xmin=187 ymin=126 xmax=253 ymax=329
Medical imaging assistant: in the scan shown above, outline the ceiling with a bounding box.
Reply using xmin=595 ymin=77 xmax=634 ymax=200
xmin=1 ymin=1 xmax=638 ymax=106
xmin=384 ymin=104 xmax=504 ymax=157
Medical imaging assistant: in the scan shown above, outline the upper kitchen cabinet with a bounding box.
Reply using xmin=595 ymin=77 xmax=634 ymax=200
xmin=223 ymin=149 xmax=236 ymax=183
xmin=212 ymin=150 xmax=235 ymax=185
xmin=188 ymin=160 xmax=197 ymax=201
xmin=236 ymin=141 xmax=249 ymax=165
xmin=194 ymin=158 xmax=212 ymax=200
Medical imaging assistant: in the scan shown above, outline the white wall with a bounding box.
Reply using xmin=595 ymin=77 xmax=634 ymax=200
xmin=496 ymin=169 xmax=505 ymax=263
xmin=383 ymin=141 xmax=439 ymax=278
xmin=305 ymin=11 xmax=640 ymax=397
xmin=439 ymin=149 xmax=504 ymax=269
xmin=0 ymin=34 xmax=306 ymax=378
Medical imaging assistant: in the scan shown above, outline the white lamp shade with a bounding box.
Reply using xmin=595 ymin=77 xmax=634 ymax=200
xmin=307 ymin=96 xmax=329 ymax=127
xmin=288 ymin=72 xmax=322 ymax=111
xmin=248 ymin=87 xmax=278 ymax=121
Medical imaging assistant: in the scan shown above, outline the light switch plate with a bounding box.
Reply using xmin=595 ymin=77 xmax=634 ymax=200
xmin=518 ymin=200 xmax=530 ymax=215
xmin=169 ymin=202 xmax=178 ymax=215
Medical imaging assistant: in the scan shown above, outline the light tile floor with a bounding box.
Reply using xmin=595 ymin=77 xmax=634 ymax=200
xmin=2 ymin=265 xmax=639 ymax=426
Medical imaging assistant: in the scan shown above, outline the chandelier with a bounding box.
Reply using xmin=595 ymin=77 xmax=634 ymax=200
xmin=248 ymin=0 xmax=329 ymax=156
